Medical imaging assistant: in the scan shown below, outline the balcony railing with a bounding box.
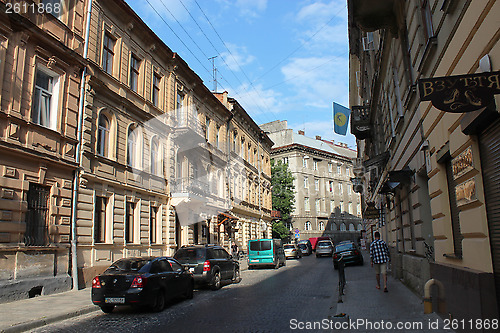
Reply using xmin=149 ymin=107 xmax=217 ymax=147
xmin=351 ymin=105 xmax=371 ymax=140
xmin=171 ymin=110 xmax=206 ymax=149
xmin=171 ymin=177 xmax=210 ymax=196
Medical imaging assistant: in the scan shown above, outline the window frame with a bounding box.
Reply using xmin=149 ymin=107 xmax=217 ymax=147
xmin=32 ymin=66 xmax=60 ymax=130
xmin=102 ymin=32 xmax=116 ymax=75
xmin=129 ymin=54 xmax=141 ymax=93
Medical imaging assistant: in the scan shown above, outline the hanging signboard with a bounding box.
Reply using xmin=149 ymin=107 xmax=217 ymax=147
xmin=363 ymin=202 xmax=380 ymax=219
xmin=418 ymin=71 xmax=500 ymax=113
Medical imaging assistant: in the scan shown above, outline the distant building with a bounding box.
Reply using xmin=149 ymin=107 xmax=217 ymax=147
xmin=261 ymin=121 xmax=363 ymax=242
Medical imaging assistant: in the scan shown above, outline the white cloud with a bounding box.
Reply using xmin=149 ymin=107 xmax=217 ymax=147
xmin=231 ymin=83 xmax=284 ymax=119
xmin=280 ymin=56 xmax=349 ymax=108
xmin=235 ymin=0 xmax=268 ymax=17
xmin=296 ymin=1 xmax=347 ymax=24
xmin=220 ymin=43 xmax=256 ymax=72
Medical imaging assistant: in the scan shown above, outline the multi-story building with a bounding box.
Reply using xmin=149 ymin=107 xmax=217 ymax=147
xmin=0 ymin=0 xmax=88 ymax=302
xmin=261 ymin=121 xmax=362 ymax=242
xmin=215 ymin=92 xmax=273 ymax=251
xmin=348 ymin=0 xmax=500 ymax=320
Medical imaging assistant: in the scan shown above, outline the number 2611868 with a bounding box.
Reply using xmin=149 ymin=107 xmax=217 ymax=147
xmin=5 ymin=2 xmax=61 ymax=16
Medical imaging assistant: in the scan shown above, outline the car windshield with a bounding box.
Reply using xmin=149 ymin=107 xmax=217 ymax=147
xmin=104 ymin=258 xmax=150 ymax=273
xmin=298 ymin=244 xmax=307 ymax=249
xmin=336 ymin=243 xmax=355 ymax=252
xmin=318 ymin=241 xmax=331 ymax=246
xmin=250 ymin=240 xmax=272 ymax=251
xmin=284 ymin=245 xmax=295 ymax=249
xmin=174 ymin=248 xmax=206 ymax=263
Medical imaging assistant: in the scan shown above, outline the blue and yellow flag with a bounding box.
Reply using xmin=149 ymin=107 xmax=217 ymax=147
xmin=333 ymin=102 xmax=351 ymax=136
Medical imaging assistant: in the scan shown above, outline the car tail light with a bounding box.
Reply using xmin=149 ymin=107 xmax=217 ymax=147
xmin=203 ymin=260 xmax=211 ymax=272
xmin=333 ymin=253 xmax=338 ymax=259
xmin=92 ymin=276 xmax=102 ymax=288
xmin=353 ymin=250 xmax=359 ymax=255
xmin=131 ymin=275 xmax=147 ymax=288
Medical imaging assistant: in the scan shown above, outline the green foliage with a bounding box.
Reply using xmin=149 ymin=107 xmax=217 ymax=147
xmin=272 ymin=221 xmax=290 ymax=240
xmin=271 ymin=159 xmax=295 ymax=223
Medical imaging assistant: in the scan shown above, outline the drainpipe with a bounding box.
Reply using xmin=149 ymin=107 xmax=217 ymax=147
xmin=70 ymin=0 xmax=92 ymax=290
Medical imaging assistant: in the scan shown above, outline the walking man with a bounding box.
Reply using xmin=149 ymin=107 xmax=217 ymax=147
xmin=370 ymin=231 xmax=390 ymax=292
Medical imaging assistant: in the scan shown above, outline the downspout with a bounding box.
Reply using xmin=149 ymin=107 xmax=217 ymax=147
xmin=71 ymin=0 xmax=93 ymax=290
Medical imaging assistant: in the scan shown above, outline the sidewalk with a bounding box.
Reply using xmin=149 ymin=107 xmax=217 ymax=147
xmin=332 ymin=252 xmax=454 ymax=332
xmin=0 ymin=258 xmax=250 ymax=333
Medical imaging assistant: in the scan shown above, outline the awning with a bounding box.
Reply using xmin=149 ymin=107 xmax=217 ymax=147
xmin=217 ymin=211 xmax=238 ymax=226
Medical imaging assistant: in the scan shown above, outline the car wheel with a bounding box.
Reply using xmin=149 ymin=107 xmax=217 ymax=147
xmin=152 ymin=291 xmax=165 ymax=312
xmin=232 ymin=267 xmax=241 ymax=283
xmin=282 ymin=259 xmax=286 ymax=267
xmin=211 ymin=271 xmax=221 ymax=290
xmin=100 ymin=305 xmax=114 ymax=313
xmin=185 ymin=281 xmax=194 ymax=299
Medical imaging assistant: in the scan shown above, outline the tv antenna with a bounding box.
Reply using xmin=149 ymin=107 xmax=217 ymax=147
xmin=208 ymin=56 xmax=218 ymax=92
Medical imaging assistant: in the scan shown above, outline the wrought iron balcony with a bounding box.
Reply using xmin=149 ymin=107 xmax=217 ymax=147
xmin=170 ymin=177 xmax=210 ymax=197
xmin=170 ymin=110 xmax=206 ymax=150
xmin=351 ymin=105 xmax=371 ymax=140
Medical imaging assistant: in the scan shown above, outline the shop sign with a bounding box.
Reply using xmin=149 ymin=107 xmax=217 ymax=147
xmin=455 ymin=178 xmax=476 ymax=206
xmin=418 ymin=71 xmax=500 ymax=113
xmin=363 ymin=202 xmax=380 ymax=219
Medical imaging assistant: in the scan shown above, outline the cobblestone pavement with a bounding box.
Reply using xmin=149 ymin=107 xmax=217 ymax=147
xmin=32 ymin=255 xmax=338 ymax=333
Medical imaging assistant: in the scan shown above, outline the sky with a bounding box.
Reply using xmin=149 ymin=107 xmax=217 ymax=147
xmin=124 ymin=0 xmax=357 ymax=149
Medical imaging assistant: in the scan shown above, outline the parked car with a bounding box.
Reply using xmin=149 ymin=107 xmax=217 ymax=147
xmin=333 ymin=242 xmax=364 ymax=269
xmin=316 ymin=240 xmax=334 ymax=257
xmin=91 ymin=257 xmax=194 ymax=313
xmin=309 ymin=236 xmax=331 ymax=252
xmin=248 ymin=238 xmax=286 ymax=269
xmin=284 ymin=244 xmax=302 ymax=259
xmin=297 ymin=243 xmax=312 ymax=256
xmin=174 ymin=245 xmax=241 ymax=290
xmin=297 ymin=240 xmax=312 ymax=255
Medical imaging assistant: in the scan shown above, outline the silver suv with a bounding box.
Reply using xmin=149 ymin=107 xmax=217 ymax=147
xmin=316 ymin=240 xmax=334 ymax=257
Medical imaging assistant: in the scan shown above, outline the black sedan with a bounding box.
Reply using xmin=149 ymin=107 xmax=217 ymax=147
xmin=91 ymin=257 xmax=194 ymax=313
xmin=333 ymin=242 xmax=364 ymax=269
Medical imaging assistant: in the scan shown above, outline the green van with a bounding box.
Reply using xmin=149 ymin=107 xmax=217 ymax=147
xmin=247 ymin=239 xmax=286 ymax=269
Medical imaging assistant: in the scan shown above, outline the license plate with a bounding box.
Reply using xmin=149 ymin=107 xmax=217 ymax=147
xmin=250 ymin=259 xmax=259 ymax=263
xmin=189 ymin=267 xmax=195 ymax=273
xmin=105 ymin=297 xmax=125 ymax=304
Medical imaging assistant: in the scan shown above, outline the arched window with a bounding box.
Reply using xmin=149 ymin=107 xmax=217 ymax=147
xmin=319 ymin=221 xmax=325 ymax=231
xmin=330 ymin=222 xmax=337 ymax=231
xmin=150 ymin=137 xmax=159 ymax=175
xmin=357 ymin=223 xmax=363 ymax=231
xmin=127 ymin=126 xmax=137 ymax=167
xmin=340 ymin=223 xmax=347 ymax=231
xmin=97 ymin=113 xmax=110 ymax=157
xmin=349 ymin=223 xmax=355 ymax=231
xmin=305 ymin=221 xmax=312 ymax=231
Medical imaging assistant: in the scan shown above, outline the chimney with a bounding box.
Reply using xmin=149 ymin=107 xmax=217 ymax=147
xmin=298 ymin=130 xmax=305 ymax=135
xmin=315 ymin=135 xmax=322 ymax=140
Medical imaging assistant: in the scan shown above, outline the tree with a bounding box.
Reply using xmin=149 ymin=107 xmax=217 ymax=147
xmin=271 ymin=159 xmax=295 ymax=240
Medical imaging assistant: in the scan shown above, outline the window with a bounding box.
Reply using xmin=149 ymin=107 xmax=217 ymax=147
xmin=127 ymin=127 xmax=137 ymax=167
xmin=445 ymin=157 xmax=463 ymax=257
xmin=152 ymin=73 xmax=161 ymax=107
xmin=150 ymin=137 xmax=159 ymax=175
xmin=125 ymin=201 xmax=136 ymax=243
xmin=330 ymin=200 xmax=335 ymax=213
xmin=32 ymin=67 xmax=59 ymax=129
xmin=419 ymin=0 xmax=435 ymax=41
xmin=345 ymin=166 xmax=350 ymax=176
xmin=315 ymin=198 xmax=320 ymax=212
xmin=42 ymin=0 xmax=62 ymax=19
xmin=339 ymin=183 xmax=343 ymax=193
xmin=233 ymin=132 xmax=237 ymax=152
xmin=349 ymin=202 xmax=353 ymax=214
xmin=97 ymin=114 xmax=110 ymax=157
xmin=303 ymin=157 xmax=308 ymax=168
xmin=94 ymin=196 xmax=108 ymax=243
xmin=319 ymin=221 xmax=325 ymax=231
xmin=305 ymin=221 xmax=312 ymax=231
xmin=304 ymin=197 xmax=310 ymax=211
xmin=216 ymin=125 xmax=220 ymax=148
xmin=348 ymin=186 xmax=352 ymax=195
xmin=328 ymin=163 xmax=333 ymax=173
xmin=313 ymin=159 xmax=319 ymax=171
xmin=283 ymin=157 xmax=288 ymax=164
xmin=102 ymin=32 xmax=115 ymax=75
xmin=349 ymin=223 xmax=356 ymax=231
xmin=25 ymin=183 xmax=50 ymax=246
xmin=329 ymin=181 xmax=334 ymax=192
xmin=315 ymin=179 xmax=319 ymax=191
xmin=240 ymin=137 xmax=244 ymax=157
xmin=129 ymin=55 xmax=140 ymax=92
xmin=340 ymin=223 xmax=346 ymax=231
xmin=337 ymin=165 xmax=341 ymax=174
xmin=177 ymin=92 xmax=185 ymax=125
xmin=339 ymin=200 xmax=344 ymax=213
xmin=304 ymin=177 xmax=309 ymax=189
xmin=205 ymin=117 xmax=210 ymax=141
xmin=150 ymin=205 xmax=158 ymax=244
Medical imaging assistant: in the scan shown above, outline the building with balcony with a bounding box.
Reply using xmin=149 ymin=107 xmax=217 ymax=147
xmin=0 ymin=0 xmax=88 ymax=302
xmin=261 ymin=121 xmax=362 ymax=242
xmin=348 ymin=0 xmax=500 ymax=320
